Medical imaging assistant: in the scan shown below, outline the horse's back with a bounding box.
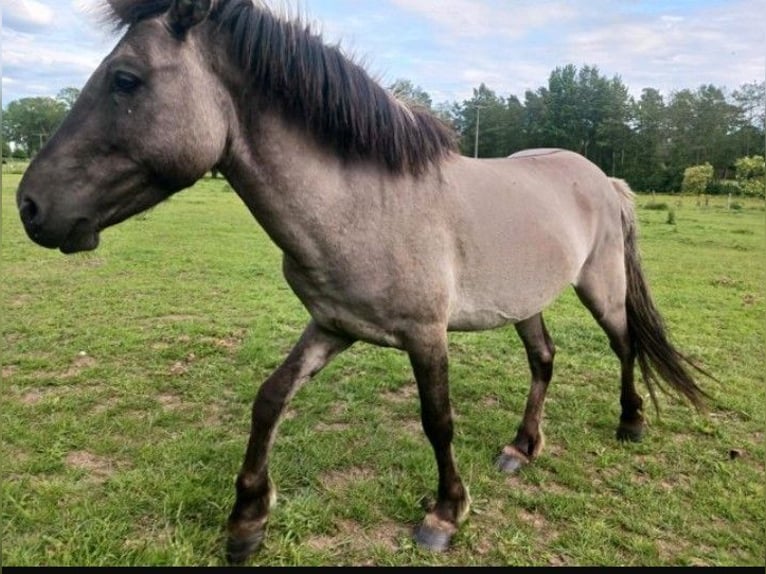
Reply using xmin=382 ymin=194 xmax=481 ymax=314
xmin=445 ymin=149 xmax=622 ymax=331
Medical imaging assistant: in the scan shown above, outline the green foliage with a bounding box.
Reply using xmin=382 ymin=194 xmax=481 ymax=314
xmin=2 ymin=96 xmax=68 ymax=156
xmin=735 ymin=155 xmax=766 ymax=198
xmin=442 ymin=74 xmax=764 ymax=194
xmin=56 ymin=87 xmax=81 ymax=111
xmin=706 ymin=179 xmax=741 ymax=196
xmin=682 ymin=163 xmax=714 ymax=195
xmin=11 ymin=147 xmax=28 ymax=160
xmin=644 ymin=202 xmax=669 ymax=211
xmin=388 ymin=79 xmax=432 ymax=109
xmin=666 ymin=208 xmax=676 ymax=224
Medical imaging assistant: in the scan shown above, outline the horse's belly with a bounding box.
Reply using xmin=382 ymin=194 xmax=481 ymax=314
xmin=447 ymin=242 xmax=580 ymax=331
xmin=447 ymin=282 xmax=569 ymax=331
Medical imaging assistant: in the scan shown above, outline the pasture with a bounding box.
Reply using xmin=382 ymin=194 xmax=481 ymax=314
xmin=2 ymin=167 xmax=764 ymax=566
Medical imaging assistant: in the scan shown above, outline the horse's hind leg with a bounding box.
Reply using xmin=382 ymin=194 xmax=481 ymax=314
xmin=226 ymin=321 xmax=353 ymax=564
xmin=406 ymin=328 xmax=470 ymax=552
xmin=497 ymin=313 xmax=555 ymax=473
xmin=575 ymin=266 xmax=644 ymax=442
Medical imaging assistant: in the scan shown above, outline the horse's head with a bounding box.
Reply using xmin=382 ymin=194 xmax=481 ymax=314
xmin=17 ymin=0 xmax=228 ymax=253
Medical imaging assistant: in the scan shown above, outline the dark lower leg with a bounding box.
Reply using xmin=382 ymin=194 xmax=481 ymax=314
xmin=498 ymin=314 xmax=555 ymax=472
xmin=407 ymin=332 xmax=468 ymax=552
xmin=226 ymin=321 xmax=352 ymax=564
xmin=615 ymin=342 xmax=644 ymax=442
xmin=574 ymin=276 xmax=645 ymax=442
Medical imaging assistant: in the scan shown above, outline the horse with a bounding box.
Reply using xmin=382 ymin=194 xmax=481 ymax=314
xmin=16 ymin=0 xmax=713 ymax=564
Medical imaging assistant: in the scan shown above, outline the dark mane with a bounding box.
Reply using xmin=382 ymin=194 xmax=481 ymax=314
xmin=104 ymin=0 xmax=458 ymax=175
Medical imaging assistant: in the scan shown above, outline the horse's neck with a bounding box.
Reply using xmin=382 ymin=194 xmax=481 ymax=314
xmin=222 ymin=111 xmax=379 ymax=262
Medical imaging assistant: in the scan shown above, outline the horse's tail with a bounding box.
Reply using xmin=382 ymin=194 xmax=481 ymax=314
xmin=611 ymin=178 xmax=713 ymax=413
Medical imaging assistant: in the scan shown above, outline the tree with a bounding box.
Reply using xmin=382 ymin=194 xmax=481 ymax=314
xmin=56 ymin=87 xmax=81 ymax=111
xmin=682 ymin=163 xmax=714 ymax=203
xmin=592 ymin=75 xmax=632 ymax=176
xmin=546 ymin=64 xmax=582 ymax=152
xmin=504 ymin=94 xmax=527 ymax=155
xmin=388 ymin=79 xmax=433 ymax=109
xmin=522 ymin=87 xmax=549 ymax=148
xmin=627 ymin=88 xmax=671 ymax=191
xmin=731 ymin=81 xmax=765 ymax=157
xmin=457 ymin=83 xmax=509 ymax=158
xmin=694 ymin=85 xmax=738 ymax=177
xmin=667 ymin=86 xmax=738 ymax=180
xmin=735 ymin=155 xmax=765 ymax=198
xmin=3 ymin=97 xmax=67 ymax=156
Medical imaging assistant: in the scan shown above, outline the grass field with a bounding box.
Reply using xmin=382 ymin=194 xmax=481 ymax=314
xmin=2 ymin=166 xmax=764 ymax=566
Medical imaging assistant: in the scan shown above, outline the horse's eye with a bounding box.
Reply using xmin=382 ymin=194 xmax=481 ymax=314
xmin=112 ymin=71 xmax=141 ymax=94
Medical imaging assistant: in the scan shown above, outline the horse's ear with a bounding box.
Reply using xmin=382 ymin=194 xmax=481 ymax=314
xmin=168 ymin=0 xmax=212 ymax=36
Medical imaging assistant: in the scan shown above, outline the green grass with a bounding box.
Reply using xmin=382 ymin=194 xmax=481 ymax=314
xmin=2 ymin=166 xmax=764 ymax=566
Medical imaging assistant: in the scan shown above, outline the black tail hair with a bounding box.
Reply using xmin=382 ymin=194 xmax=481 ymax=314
xmin=613 ymin=178 xmax=715 ymax=413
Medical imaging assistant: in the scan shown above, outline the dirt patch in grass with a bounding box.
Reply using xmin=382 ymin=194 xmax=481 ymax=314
xmin=320 ymin=466 xmax=375 ymax=491
xmin=742 ymin=293 xmax=762 ymax=306
xmin=90 ymin=394 xmax=122 ymax=415
xmin=710 ymin=276 xmax=742 ymax=289
xmin=517 ymin=508 xmax=548 ymax=530
xmin=3 ymin=364 xmax=19 ymax=378
xmin=210 ymin=332 xmax=246 ymax=353
xmin=20 ymin=388 xmax=46 ymax=405
xmin=66 ymin=353 xmax=97 ymax=375
xmin=9 ymin=294 xmax=32 ymax=308
xmin=65 ymin=450 xmax=126 ymax=483
xmin=157 ymin=392 xmax=183 ymax=411
xmin=315 ymin=421 xmax=351 ymax=432
xmin=123 ymin=515 xmax=174 ymax=552
xmin=392 ymin=417 xmax=422 ymax=438
xmin=482 ymin=396 xmax=501 ymax=409
xmin=382 ymin=383 xmax=417 ymax=405
xmin=305 ymin=517 xmax=404 ymax=559
xmin=18 ymin=385 xmax=74 ymax=405
xmin=169 ymin=353 xmax=197 ymax=376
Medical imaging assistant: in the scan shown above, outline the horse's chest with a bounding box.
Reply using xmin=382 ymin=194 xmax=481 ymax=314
xmin=281 ymin=256 xmax=406 ymax=348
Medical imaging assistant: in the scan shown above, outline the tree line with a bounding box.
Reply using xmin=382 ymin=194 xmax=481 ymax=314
xmin=3 ymin=66 xmax=765 ymax=195
xmin=393 ymin=66 xmax=764 ymax=195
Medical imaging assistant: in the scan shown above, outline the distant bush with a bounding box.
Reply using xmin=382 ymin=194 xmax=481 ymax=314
xmin=644 ymin=202 xmax=669 ymax=211
xmin=735 ymin=155 xmax=765 ymax=199
xmin=666 ymin=208 xmax=676 ymax=224
xmin=706 ymin=180 xmax=741 ymax=196
xmin=682 ymin=163 xmax=714 ymax=197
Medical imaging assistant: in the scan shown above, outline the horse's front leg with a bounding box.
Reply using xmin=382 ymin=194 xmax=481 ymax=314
xmin=226 ymin=320 xmax=353 ymax=564
xmin=407 ymin=329 xmax=470 ymax=552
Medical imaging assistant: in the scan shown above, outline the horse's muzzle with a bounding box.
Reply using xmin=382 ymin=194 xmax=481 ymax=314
xmin=18 ymin=194 xmax=59 ymax=249
xmin=18 ymin=194 xmax=99 ymax=253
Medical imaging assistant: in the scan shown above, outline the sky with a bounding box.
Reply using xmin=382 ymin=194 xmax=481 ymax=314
xmin=2 ymin=0 xmax=765 ymax=108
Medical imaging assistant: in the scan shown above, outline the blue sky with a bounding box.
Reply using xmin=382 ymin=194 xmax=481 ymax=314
xmin=2 ymin=0 xmax=764 ymax=107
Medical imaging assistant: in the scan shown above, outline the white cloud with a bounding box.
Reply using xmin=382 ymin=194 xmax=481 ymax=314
xmin=2 ymin=0 xmax=55 ymax=32
xmin=1 ymin=0 xmax=763 ymax=105
xmin=389 ymin=0 xmax=576 ymax=40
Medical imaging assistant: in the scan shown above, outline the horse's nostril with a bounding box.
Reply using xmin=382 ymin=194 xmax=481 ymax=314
xmin=19 ymin=196 xmax=40 ymax=226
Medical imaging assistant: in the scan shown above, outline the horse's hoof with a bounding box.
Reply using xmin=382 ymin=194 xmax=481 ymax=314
xmin=413 ymin=522 xmax=452 ymax=552
xmin=496 ymin=445 xmax=529 ymax=474
xmin=616 ymin=424 xmax=644 ymax=443
xmin=225 ymin=530 xmax=265 ymax=565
